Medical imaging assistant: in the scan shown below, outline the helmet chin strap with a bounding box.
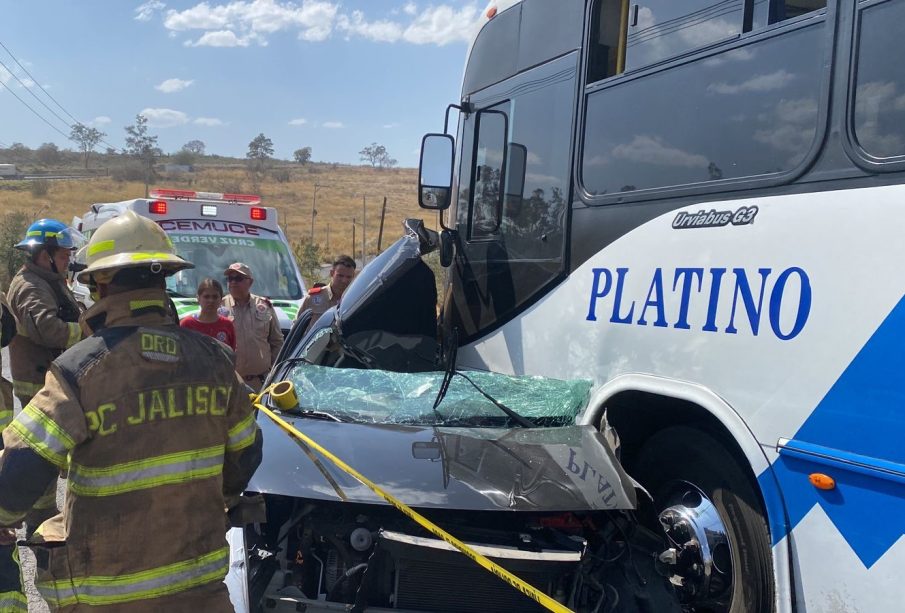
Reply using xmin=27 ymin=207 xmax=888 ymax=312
xmin=45 ymin=246 xmax=62 ymax=276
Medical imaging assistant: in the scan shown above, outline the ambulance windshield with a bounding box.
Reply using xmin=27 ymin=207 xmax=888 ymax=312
xmin=166 ymin=233 xmax=303 ymax=299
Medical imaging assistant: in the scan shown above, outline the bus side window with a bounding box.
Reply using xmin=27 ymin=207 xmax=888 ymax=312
xmin=850 ymin=0 xmax=905 ymax=161
xmin=588 ymin=0 xmax=746 ymax=82
xmin=587 ymin=0 xmax=628 ymax=82
xmin=752 ymin=0 xmax=827 ymax=27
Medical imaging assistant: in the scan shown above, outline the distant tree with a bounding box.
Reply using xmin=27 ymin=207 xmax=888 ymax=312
xmin=36 ymin=142 xmax=61 ymax=166
xmin=7 ymin=143 xmax=31 ymax=164
xmin=105 ymin=147 xmax=118 ymax=156
xmin=359 ymin=142 xmax=397 ymax=169
xmin=69 ymin=124 xmax=106 ymax=169
xmin=124 ymin=114 xmax=162 ymax=197
xmin=293 ymin=146 xmax=312 ymax=165
xmin=183 ymin=140 xmax=206 ymax=156
xmin=246 ymin=133 xmax=274 ymax=173
xmin=171 ymin=149 xmax=195 ymax=166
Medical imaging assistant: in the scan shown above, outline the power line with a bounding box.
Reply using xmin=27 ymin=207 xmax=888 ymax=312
xmin=0 ymin=39 xmax=122 ymax=152
xmin=0 ymin=38 xmax=82 ymax=125
xmin=0 ymin=77 xmax=71 ymax=140
xmin=0 ymin=56 xmax=74 ymax=132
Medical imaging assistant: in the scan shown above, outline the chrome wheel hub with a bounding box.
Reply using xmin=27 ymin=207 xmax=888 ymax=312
xmin=656 ymin=481 xmax=732 ymax=610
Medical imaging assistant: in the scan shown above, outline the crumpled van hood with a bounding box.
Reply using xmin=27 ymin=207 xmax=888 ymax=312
xmin=248 ymin=417 xmax=636 ymax=512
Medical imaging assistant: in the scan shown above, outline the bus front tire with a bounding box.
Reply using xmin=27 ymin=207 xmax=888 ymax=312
xmin=633 ymin=426 xmax=774 ymax=613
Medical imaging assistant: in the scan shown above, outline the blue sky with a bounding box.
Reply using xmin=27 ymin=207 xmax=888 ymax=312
xmin=0 ymin=1 xmax=488 ymax=167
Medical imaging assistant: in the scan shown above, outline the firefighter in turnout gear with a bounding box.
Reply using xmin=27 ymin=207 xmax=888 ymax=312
xmin=2 ymin=219 xmax=82 ymax=612
xmin=0 ymin=211 xmax=263 ymax=612
xmin=6 ymin=218 xmax=83 ymax=407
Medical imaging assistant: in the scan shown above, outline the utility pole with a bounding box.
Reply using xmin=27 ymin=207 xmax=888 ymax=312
xmin=326 ymin=223 xmax=331 ymax=255
xmin=377 ymin=196 xmax=387 ymax=253
xmin=352 ymin=218 xmax=356 ymax=264
xmin=362 ymin=195 xmax=367 ymax=266
xmin=310 ymin=183 xmax=319 ymax=241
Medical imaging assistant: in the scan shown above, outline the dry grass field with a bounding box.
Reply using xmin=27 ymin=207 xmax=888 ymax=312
xmin=0 ymin=163 xmax=434 ymax=267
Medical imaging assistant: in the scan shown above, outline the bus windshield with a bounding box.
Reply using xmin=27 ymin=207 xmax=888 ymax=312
xmin=167 ymin=233 xmax=303 ymax=299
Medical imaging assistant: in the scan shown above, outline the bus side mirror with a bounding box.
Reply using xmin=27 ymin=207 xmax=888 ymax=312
xmin=419 ymin=133 xmax=455 ymax=211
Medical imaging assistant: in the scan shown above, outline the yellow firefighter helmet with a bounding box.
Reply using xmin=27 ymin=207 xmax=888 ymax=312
xmin=77 ymin=210 xmax=193 ymax=284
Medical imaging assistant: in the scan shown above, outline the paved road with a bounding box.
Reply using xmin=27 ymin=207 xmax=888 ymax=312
xmin=2 ymin=346 xmax=52 ymax=613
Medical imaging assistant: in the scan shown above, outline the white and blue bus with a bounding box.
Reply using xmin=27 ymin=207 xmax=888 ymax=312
xmin=418 ymin=0 xmax=901 ymax=611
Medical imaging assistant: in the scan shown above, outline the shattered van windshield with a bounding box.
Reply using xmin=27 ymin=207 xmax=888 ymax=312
xmin=283 ymin=363 xmax=591 ymax=427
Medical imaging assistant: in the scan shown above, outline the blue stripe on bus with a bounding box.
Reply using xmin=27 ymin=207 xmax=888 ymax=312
xmin=759 ymin=292 xmax=905 ymax=568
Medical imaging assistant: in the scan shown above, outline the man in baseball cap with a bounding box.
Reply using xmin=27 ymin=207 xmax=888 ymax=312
xmin=221 ymin=262 xmax=282 ymax=390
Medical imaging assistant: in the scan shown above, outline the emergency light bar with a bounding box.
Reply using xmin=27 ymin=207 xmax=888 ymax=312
xmin=149 ymin=188 xmax=262 ymax=205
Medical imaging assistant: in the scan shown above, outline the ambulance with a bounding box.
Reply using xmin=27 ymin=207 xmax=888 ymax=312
xmin=75 ymin=188 xmax=306 ymax=332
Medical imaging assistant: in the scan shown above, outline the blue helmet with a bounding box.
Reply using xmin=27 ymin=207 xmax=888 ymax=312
xmin=15 ymin=218 xmax=76 ymax=252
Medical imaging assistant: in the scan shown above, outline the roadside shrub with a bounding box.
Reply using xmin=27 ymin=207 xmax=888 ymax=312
xmin=271 ymin=169 xmax=291 ymax=183
xmin=293 ymin=238 xmax=325 ymax=285
xmin=111 ymin=162 xmax=150 ymax=183
xmin=0 ymin=211 xmax=29 ymax=289
xmin=29 ymin=179 xmax=51 ymax=198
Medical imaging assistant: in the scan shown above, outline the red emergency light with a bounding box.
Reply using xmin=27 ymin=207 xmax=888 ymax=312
xmin=148 ymin=200 xmax=168 ymax=215
xmin=250 ymin=207 xmax=267 ymax=221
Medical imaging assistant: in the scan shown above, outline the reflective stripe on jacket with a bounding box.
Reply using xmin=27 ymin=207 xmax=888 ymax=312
xmin=35 ymin=547 xmax=229 ymax=609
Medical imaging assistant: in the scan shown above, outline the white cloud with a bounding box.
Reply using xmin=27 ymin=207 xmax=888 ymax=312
xmin=135 ymin=0 xmax=166 ymax=21
xmin=185 ymin=30 xmax=250 ymax=47
xmin=140 ymin=107 xmax=190 ymax=127
xmin=194 ymin=117 xmax=224 ymax=126
xmin=337 ymin=11 xmax=404 ymax=42
xmin=155 ymin=78 xmax=194 ymax=93
xmin=90 ymin=116 xmax=112 ymax=126
xmin=288 ymin=118 xmax=308 ymax=126
xmin=383 ymin=122 xmax=399 ymax=129
xmin=16 ymin=77 xmax=35 ymax=89
xmin=322 ymin=121 xmax=344 ymax=128
xmin=165 ymin=0 xmax=339 ymax=44
xmin=611 ymin=135 xmax=708 ymax=169
xmin=402 ymin=4 xmax=480 ymax=45
xmin=708 ymin=70 xmax=795 ymax=95
xmin=0 ymin=65 xmax=10 ymax=86
xmin=161 ymin=0 xmax=478 ymax=47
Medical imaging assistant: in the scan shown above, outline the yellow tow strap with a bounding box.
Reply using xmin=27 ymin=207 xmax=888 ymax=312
xmin=253 ymin=388 xmax=574 ymax=613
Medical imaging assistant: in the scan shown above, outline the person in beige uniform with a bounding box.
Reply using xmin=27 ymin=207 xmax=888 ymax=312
xmin=221 ymin=262 xmax=283 ymax=391
xmin=295 ymin=254 xmax=356 ymax=334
